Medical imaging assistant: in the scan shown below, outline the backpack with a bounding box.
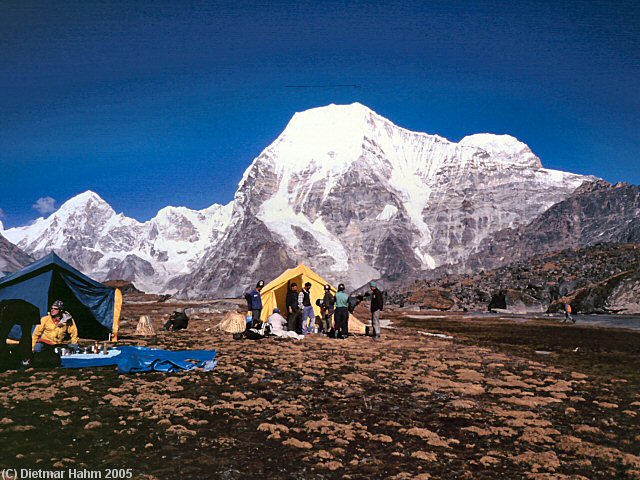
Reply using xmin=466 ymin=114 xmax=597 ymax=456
xmin=245 ymin=321 xmax=270 ymax=340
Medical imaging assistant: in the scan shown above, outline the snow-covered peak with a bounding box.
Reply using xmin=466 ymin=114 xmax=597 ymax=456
xmin=154 ymin=205 xmax=201 ymax=222
xmin=152 ymin=202 xmax=232 ymax=228
xmin=3 ymin=190 xmax=118 ymax=252
xmin=56 ymin=190 xmax=115 ymax=216
xmin=288 ymin=102 xmax=373 ymax=133
xmin=459 ymin=133 xmax=542 ymax=168
xmin=265 ymin=103 xmax=373 ymax=173
xmin=262 ymin=104 xmax=544 ymax=177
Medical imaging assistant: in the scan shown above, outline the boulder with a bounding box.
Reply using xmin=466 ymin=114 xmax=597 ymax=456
xmin=408 ymin=288 xmax=454 ymax=311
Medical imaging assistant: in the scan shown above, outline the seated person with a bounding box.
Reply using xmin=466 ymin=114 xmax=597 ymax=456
xmin=267 ymin=308 xmax=304 ymax=340
xmin=32 ymin=300 xmax=78 ymax=353
xmin=163 ymin=308 xmax=189 ymax=331
xmin=267 ymin=308 xmax=287 ymax=333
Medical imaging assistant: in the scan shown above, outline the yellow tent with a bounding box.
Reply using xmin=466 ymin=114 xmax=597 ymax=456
xmin=260 ymin=264 xmax=366 ymax=334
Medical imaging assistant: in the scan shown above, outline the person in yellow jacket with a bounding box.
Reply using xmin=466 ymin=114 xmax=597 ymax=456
xmin=32 ymin=300 xmax=79 ymax=353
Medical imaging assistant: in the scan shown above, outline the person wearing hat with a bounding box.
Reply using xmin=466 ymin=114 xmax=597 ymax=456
xmin=32 ymin=300 xmax=78 ymax=353
xmin=298 ymin=282 xmax=315 ymax=334
xmin=334 ymin=283 xmax=350 ymax=338
xmin=321 ymin=284 xmax=336 ymax=334
xmin=369 ymin=281 xmax=384 ymax=340
xmin=246 ymin=280 xmax=265 ymax=328
xmin=163 ymin=307 xmax=189 ymax=331
xmin=267 ymin=307 xmax=304 ymax=340
xmin=267 ymin=307 xmax=287 ymax=334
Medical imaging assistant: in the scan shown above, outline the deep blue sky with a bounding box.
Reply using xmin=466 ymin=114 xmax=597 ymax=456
xmin=1 ymin=0 xmax=638 ymax=227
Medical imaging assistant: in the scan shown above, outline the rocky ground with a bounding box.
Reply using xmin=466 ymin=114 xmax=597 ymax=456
xmin=394 ymin=243 xmax=640 ymax=314
xmin=1 ymin=301 xmax=639 ymax=479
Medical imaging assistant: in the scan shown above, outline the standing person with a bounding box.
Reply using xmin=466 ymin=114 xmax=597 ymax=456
xmin=298 ymin=282 xmax=315 ymax=334
xmin=334 ymin=283 xmax=350 ymax=339
xmin=321 ymin=284 xmax=336 ymax=334
xmin=32 ymin=300 xmax=79 ymax=353
xmin=286 ymin=283 xmax=301 ymax=333
xmin=246 ymin=280 xmax=265 ymax=328
xmin=563 ymin=303 xmax=575 ymax=323
xmin=369 ymin=281 xmax=384 ymax=340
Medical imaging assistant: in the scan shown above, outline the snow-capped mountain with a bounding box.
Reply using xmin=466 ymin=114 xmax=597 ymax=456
xmin=2 ymin=103 xmax=594 ymax=296
xmin=2 ymin=191 xmax=232 ymax=292
xmin=179 ymin=103 xmax=591 ymax=297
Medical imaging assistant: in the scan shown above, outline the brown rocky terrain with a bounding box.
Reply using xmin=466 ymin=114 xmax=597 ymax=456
xmin=394 ymin=243 xmax=640 ymax=314
xmin=1 ymin=300 xmax=639 ymax=479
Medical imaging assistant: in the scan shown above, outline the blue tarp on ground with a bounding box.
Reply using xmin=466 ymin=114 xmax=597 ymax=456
xmin=0 ymin=253 xmax=120 ymax=340
xmin=61 ymin=346 xmax=217 ymax=373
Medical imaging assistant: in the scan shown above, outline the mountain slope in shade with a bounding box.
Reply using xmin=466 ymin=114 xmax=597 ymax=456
xmin=0 ymin=228 xmax=33 ymax=274
xmin=179 ymin=103 xmax=591 ymax=297
xmin=396 ymin=243 xmax=640 ymax=314
xmin=460 ymin=180 xmax=640 ymax=273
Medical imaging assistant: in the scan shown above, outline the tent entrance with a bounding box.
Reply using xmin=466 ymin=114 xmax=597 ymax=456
xmin=48 ymin=270 xmax=111 ymax=340
xmin=270 ymin=275 xmax=304 ymax=315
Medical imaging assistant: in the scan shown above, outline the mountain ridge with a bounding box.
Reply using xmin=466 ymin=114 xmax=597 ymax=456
xmin=1 ymin=103 xmax=595 ymax=295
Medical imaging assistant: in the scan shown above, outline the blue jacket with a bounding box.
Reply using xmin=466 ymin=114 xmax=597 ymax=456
xmin=247 ymin=288 xmax=262 ymax=310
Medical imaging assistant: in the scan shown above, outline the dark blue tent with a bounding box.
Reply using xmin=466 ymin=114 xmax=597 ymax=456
xmin=0 ymin=253 xmax=122 ymax=340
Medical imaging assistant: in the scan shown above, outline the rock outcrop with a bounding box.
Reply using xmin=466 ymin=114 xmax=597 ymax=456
xmin=396 ymin=243 xmax=640 ymax=314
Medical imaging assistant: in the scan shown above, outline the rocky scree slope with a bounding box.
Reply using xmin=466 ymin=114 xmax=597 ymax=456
xmin=395 ymin=243 xmax=640 ymax=314
xmin=460 ymin=180 xmax=640 ymax=274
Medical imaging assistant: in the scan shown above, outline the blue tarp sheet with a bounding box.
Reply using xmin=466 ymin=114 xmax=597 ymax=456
xmin=61 ymin=346 xmax=217 ymax=374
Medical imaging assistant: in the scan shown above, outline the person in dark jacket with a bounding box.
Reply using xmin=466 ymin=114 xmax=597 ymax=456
xmin=298 ymin=282 xmax=315 ymax=334
xmin=334 ymin=283 xmax=350 ymax=339
xmin=246 ymin=280 xmax=265 ymax=327
xmin=163 ymin=308 xmax=189 ymax=331
xmin=0 ymin=299 xmax=39 ymax=370
xmin=321 ymin=284 xmax=336 ymax=334
xmin=369 ymin=281 xmax=384 ymax=340
xmin=286 ymin=283 xmax=302 ymax=333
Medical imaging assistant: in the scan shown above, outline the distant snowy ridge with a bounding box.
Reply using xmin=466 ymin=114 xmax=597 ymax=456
xmin=2 ymin=191 xmax=232 ymax=292
xmin=1 ymin=103 xmax=594 ymax=295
